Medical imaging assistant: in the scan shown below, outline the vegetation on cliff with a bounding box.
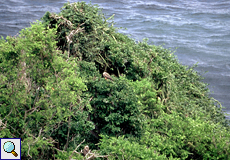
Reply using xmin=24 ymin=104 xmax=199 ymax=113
xmin=0 ymin=2 xmax=229 ymax=159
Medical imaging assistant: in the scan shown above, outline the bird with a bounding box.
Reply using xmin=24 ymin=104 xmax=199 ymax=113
xmin=83 ymin=145 xmax=89 ymax=156
xmin=103 ymin=72 xmax=113 ymax=81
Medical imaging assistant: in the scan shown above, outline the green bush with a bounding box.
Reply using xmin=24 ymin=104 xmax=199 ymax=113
xmin=1 ymin=2 xmax=229 ymax=159
xmin=0 ymin=21 xmax=92 ymax=159
xmin=99 ymin=135 xmax=175 ymax=160
xmin=88 ymin=76 xmax=144 ymax=138
xmin=140 ymin=111 xmax=230 ymax=159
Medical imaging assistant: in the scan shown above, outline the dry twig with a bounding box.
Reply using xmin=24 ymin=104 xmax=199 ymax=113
xmin=69 ymin=139 xmax=85 ymax=160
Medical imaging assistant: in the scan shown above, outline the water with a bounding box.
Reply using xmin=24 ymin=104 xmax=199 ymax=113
xmin=0 ymin=0 xmax=229 ymax=118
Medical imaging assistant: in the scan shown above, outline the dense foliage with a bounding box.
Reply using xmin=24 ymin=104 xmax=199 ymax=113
xmin=1 ymin=2 xmax=229 ymax=159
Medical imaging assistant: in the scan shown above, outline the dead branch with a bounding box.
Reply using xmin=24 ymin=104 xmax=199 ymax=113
xmin=2 ymin=108 xmax=12 ymax=121
xmin=84 ymin=150 xmax=109 ymax=160
xmin=50 ymin=14 xmax=74 ymax=29
xmin=66 ymin=24 xmax=85 ymax=44
xmin=66 ymin=23 xmax=85 ymax=58
xmin=82 ymin=146 xmax=109 ymax=160
xmin=27 ymin=128 xmax=43 ymax=158
xmin=33 ymin=128 xmax=43 ymax=144
xmin=27 ymin=143 xmax=32 ymax=158
xmin=0 ymin=119 xmax=7 ymax=131
xmin=69 ymin=139 xmax=85 ymax=160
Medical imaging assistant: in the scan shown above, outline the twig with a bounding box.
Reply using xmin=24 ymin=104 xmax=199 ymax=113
xmin=50 ymin=14 xmax=74 ymax=29
xmin=69 ymin=139 xmax=85 ymax=160
xmin=86 ymin=154 xmax=94 ymax=160
xmin=32 ymin=128 xmax=43 ymax=144
xmin=54 ymin=147 xmax=67 ymax=153
xmin=0 ymin=120 xmax=7 ymax=130
xmin=26 ymin=126 xmax=42 ymax=158
xmin=2 ymin=108 xmax=12 ymax=121
xmin=75 ymin=96 xmax=94 ymax=114
xmin=27 ymin=143 xmax=32 ymax=158
xmin=24 ymin=87 xmax=40 ymax=120
xmin=120 ymin=149 xmax=125 ymax=160
xmin=66 ymin=23 xmax=85 ymax=58
xmin=66 ymin=24 xmax=85 ymax=44
xmin=64 ymin=105 xmax=72 ymax=151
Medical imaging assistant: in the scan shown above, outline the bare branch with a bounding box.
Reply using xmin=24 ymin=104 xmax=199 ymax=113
xmin=2 ymin=108 xmax=12 ymax=121
xmin=0 ymin=120 xmax=7 ymax=131
xmin=69 ymin=139 xmax=85 ymax=160
xmin=32 ymin=128 xmax=43 ymax=144
xmin=66 ymin=24 xmax=85 ymax=44
xmin=78 ymin=96 xmax=94 ymax=112
xmin=50 ymin=14 xmax=74 ymax=29
xmin=27 ymin=143 xmax=32 ymax=158
xmin=54 ymin=147 xmax=67 ymax=153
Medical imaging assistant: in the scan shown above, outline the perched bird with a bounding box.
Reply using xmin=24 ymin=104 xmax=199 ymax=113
xmin=83 ymin=145 xmax=89 ymax=156
xmin=103 ymin=72 xmax=113 ymax=81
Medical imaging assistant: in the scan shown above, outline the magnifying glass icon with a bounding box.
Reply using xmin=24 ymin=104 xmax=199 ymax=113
xmin=3 ymin=141 xmax=18 ymax=157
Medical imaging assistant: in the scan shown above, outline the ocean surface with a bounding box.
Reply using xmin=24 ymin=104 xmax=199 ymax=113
xmin=0 ymin=0 xmax=229 ymax=118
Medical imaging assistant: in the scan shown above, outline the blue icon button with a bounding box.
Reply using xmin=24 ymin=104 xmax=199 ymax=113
xmin=3 ymin=141 xmax=18 ymax=157
xmin=0 ymin=138 xmax=21 ymax=160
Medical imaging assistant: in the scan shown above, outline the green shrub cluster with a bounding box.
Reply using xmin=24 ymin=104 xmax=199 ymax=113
xmin=0 ymin=2 xmax=229 ymax=159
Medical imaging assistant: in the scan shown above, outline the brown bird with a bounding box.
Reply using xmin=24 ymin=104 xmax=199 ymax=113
xmin=83 ymin=145 xmax=89 ymax=156
xmin=103 ymin=72 xmax=113 ymax=81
